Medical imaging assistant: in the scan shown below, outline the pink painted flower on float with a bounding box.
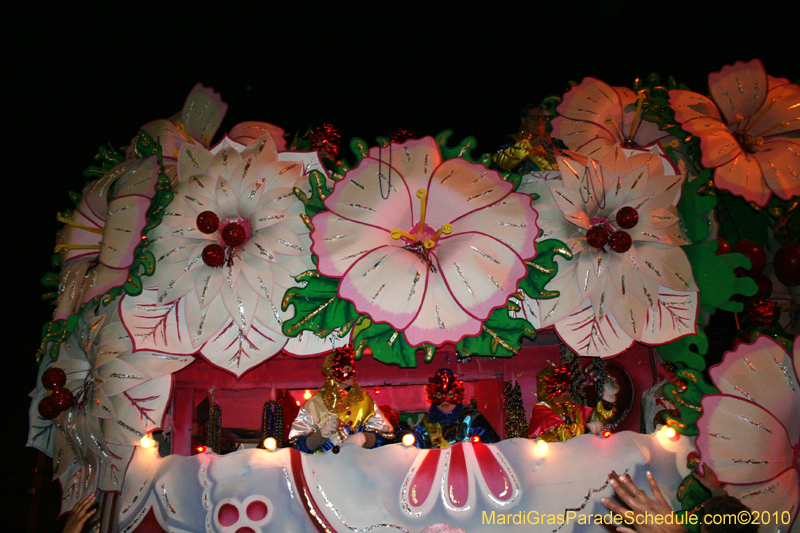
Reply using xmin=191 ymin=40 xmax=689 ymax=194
xmin=517 ymin=145 xmax=697 ymax=358
xmin=120 ymin=134 xmax=315 ymax=376
xmin=53 ymin=157 xmax=160 ymax=321
xmin=551 ymin=77 xmax=672 ymax=158
xmin=669 ymin=59 xmax=800 ymax=207
xmin=696 ymin=335 xmax=800 ymax=533
xmin=310 ymin=137 xmax=539 ymax=347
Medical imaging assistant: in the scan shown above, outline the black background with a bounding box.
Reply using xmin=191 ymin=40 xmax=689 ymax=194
xmin=5 ymin=1 xmax=796 ymax=531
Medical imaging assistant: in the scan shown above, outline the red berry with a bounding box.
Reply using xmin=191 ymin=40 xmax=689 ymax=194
xmin=41 ymin=367 xmax=66 ymax=390
xmin=221 ymin=223 xmax=247 ymax=248
xmin=774 ymin=242 xmax=800 ymax=287
xmin=196 ymin=211 xmax=220 ymax=234
xmin=609 ymin=231 xmax=633 ymax=253
xmin=202 ymin=244 xmax=226 ymax=267
xmin=615 ymin=206 xmax=639 ymax=229
xmin=586 ymin=226 xmax=610 ymax=249
xmin=49 ymin=387 xmax=75 ymax=412
xmin=733 ymin=239 xmax=767 ymax=274
xmin=37 ymin=396 xmax=60 ymax=420
xmin=716 ymin=238 xmax=731 ymax=255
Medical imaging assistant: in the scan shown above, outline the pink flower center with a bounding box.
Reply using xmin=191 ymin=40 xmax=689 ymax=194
xmin=390 ymin=188 xmax=453 ymax=272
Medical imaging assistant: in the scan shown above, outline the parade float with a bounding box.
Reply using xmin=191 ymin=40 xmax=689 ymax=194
xmin=27 ymin=58 xmax=800 ymax=532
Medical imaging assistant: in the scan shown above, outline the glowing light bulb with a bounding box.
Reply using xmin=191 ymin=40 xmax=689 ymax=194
xmin=401 ymin=433 xmax=416 ymax=447
xmin=263 ymin=437 xmax=277 ymax=450
xmin=601 ymin=430 xmax=611 ymax=439
xmin=140 ymin=435 xmax=154 ymax=448
xmin=196 ymin=445 xmax=207 ymax=453
xmin=536 ymin=439 xmax=548 ymax=453
xmin=664 ymin=426 xmax=677 ymax=439
xmin=295 ymin=400 xmax=300 ymax=406
xmin=471 ymin=435 xmax=481 ymax=443
xmin=374 ymin=388 xmax=380 ymax=394
xmin=303 ymin=390 xmax=311 ymax=400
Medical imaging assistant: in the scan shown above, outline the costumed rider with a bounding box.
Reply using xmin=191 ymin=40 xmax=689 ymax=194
xmin=412 ymin=369 xmax=499 ymax=448
xmin=289 ymin=345 xmax=394 ymax=453
xmin=492 ymin=106 xmax=560 ymax=174
xmin=528 ymin=364 xmax=619 ymax=442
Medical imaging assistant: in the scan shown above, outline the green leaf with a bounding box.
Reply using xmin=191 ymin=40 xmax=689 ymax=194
xmin=518 ymin=239 xmax=572 ymax=300
xmin=685 ymin=241 xmax=756 ymax=314
xmin=677 ymin=170 xmax=715 ymax=242
xmin=455 ymin=304 xmax=537 ymax=358
xmin=435 ymin=130 xmax=491 ymax=166
xmin=293 ymin=170 xmax=332 ymax=218
xmin=663 ymin=369 xmax=717 ymax=436
xmin=281 ymin=271 xmax=361 ymax=338
xmin=352 ymin=319 xmax=434 ymax=368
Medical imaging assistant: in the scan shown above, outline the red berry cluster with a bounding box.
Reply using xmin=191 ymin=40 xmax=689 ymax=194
xmin=196 ymin=210 xmax=249 ymax=268
xmin=37 ymin=367 xmax=74 ymax=420
xmin=585 ymin=207 xmax=639 ymax=253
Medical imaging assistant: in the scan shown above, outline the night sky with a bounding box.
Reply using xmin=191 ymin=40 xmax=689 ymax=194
xmin=5 ymin=1 xmax=796 ymax=530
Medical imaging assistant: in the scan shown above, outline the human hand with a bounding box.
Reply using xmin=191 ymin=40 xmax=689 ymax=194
xmin=603 ymin=377 xmax=620 ymax=402
xmin=586 ymin=421 xmax=604 ymax=434
xmin=342 ymin=432 xmax=366 ymax=448
xmin=600 ymin=471 xmax=688 ymax=533
xmin=63 ymin=493 xmax=97 ymax=533
xmin=693 ymin=463 xmax=726 ymax=496
xmin=320 ymin=415 xmax=340 ymax=439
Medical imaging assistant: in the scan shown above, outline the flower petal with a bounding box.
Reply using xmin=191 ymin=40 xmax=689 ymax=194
xmin=180 ymin=83 xmax=228 ymax=146
xmin=229 ymin=121 xmax=286 ymax=151
xmin=725 ymin=470 xmax=799 ymax=533
xmin=366 ymin=137 xmax=441 ymax=200
xmin=437 ymin=232 xmax=528 ymax=319
xmin=708 ymin=59 xmax=768 ymax=125
xmin=323 ymin=158 xmax=413 ymax=232
xmin=668 ymin=90 xmax=723 ymax=124
xmin=311 ymin=213 xmax=395 ymax=278
xmin=680 ymin=117 xmax=742 ymax=168
xmin=747 ymin=83 xmax=800 ymax=138
xmin=402 ymin=270 xmax=482 ymax=347
xmin=338 ymin=245 xmax=428 ymax=331
xmin=755 ymin=138 xmax=800 ymax=202
xmin=550 ymin=117 xmax=615 ymax=157
xmin=427 ymin=159 xmax=513 ymax=230
xmin=696 ymin=394 xmax=793 ymax=485
xmin=200 ymin=319 xmax=287 ymax=377
xmin=450 ymin=191 xmax=538 ymax=261
xmin=714 ymin=151 xmax=769 ymax=206
xmin=556 ymin=78 xmax=623 ymax=136
xmin=554 ymin=301 xmax=634 ymax=358
xmin=709 ymin=335 xmax=800 ymax=445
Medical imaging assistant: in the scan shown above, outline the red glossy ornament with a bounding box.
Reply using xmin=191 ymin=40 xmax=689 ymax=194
xmin=41 ymin=367 xmax=67 ymax=390
xmin=38 ymin=396 xmax=60 ymax=419
xmin=716 ymin=238 xmax=731 ymax=255
xmin=196 ymin=211 xmax=220 ymax=234
xmin=774 ymin=242 xmax=800 ymax=287
xmin=609 ymin=231 xmax=633 ymax=253
xmin=733 ymin=239 xmax=767 ymax=274
xmin=751 ymin=273 xmax=773 ymax=300
xmin=221 ymin=223 xmax=247 ymax=248
xmin=50 ymin=387 xmax=75 ymax=411
xmin=202 ymin=244 xmax=226 ymax=267
xmin=586 ymin=226 xmax=610 ymax=249
xmin=615 ymin=206 xmax=639 ymax=229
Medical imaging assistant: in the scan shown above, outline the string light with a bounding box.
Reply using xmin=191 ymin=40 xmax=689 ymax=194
xmin=401 ymin=433 xmax=416 ymax=447
xmin=601 ymin=430 xmax=612 ymax=439
xmin=303 ymin=390 xmax=312 ymax=400
xmin=471 ymin=435 xmax=481 ymax=443
xmin=536 ymin=439 xmax=548 ymax=453
xmin=263 ymin=437 xmax=277 ymax=451
xmin=196 ymin=445 xmax=207 ymax=454
xmin=140 ymin=435 xmax=154 ymax=448
xmin=664 ymin=426 xmax=677 ymax=440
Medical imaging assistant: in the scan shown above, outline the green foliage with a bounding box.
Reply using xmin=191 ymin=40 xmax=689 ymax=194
xmin=281 ymin=271 xmax=361 ymax=339
xmin=351 ymin=318 xmax=435 ymax=368
xmin=663 ymin=369 xmax=717 ymax=436
xmin=435 ymin=130 xmax=492 ymax=166
xmin=293 ymin=170 xmax=332 ymax=218
xmin=455 ymin=303 xmax=537 ymax=359
xmin=518 ymin=238 xmax=572 ymax=300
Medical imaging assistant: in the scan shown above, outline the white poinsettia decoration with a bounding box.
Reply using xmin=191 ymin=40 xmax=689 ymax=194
xmin=120 ymin=134 xmax=317 ymax=375
xmin=517 ymin=145 xmax=697 ymax=357
xmin=310 ymin=137 xmax=539 ymax=347
xmin=697 ymin=335 xmax=800 ymax=533
xmin=28 ymin=304 xmax=192 ymax=513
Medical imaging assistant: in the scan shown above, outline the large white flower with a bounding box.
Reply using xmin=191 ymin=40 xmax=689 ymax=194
xmin=120 ymin=134 xmax=317 ymax=375
xmin=27 ymin=304 xmax=192 ymax=513
xmin=310 ymin=137 xmax=539 ymax=347
xmin=518 ymin=145 xmax=698 ymax=358
xmin=696 ymin=335 xmax=800 ymax=533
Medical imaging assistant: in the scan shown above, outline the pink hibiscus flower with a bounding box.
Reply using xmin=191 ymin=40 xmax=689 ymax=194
xmin=669 ymin=59 xmax=800 ymax=206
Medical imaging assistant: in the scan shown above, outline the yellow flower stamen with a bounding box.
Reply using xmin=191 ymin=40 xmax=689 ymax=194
xmin=56 ymin=213 xmax=104 ymax=234
xmin=416 ymin=189 xmax=428 ymax=234
xmin=391 ymin=229 xmax=417 ymax=241
xmin=175 ymin=123 xmax=197 ymax=145
xmin=54 ymin=244 xmax=102 ymax=253
xmin=628 ymin=91 xmax=646 ymax=140
xmin=604 ymin=118 xmax=625 ymax=143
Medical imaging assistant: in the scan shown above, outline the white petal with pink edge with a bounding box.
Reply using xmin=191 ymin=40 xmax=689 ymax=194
xmin=311 ymin=213 xmax=396 ymax=278
xmin=708 ymin=59 xmax=768 ymax=125
xmin=553 ymin=301 xmax=633 ymax=358
xmin=366 ymin=137 xmax=441 ymax=199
